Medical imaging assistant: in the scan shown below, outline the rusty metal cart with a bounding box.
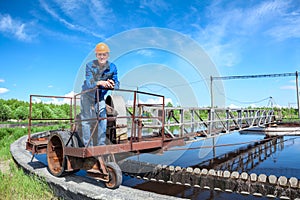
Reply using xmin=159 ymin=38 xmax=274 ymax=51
xmin=26 ymin=88 xmax=185 ymax=189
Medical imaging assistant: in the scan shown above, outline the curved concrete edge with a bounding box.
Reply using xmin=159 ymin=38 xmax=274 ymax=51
xmin=10 ymin=134 xmax=186 ymax=200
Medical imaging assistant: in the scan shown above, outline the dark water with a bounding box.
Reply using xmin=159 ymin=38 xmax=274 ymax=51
xmin=122 ymin=176 xmax=271 ymax=200
xmin=35 ymin=131 xmax=300 ymax=199
xmin=123 ymin=131 xmax=300 ymax=178
xmin=121 ymin=131 xmax=300 ymax=199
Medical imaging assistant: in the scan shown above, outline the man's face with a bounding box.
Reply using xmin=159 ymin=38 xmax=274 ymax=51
xmin=96 ymin=52 xmax=109 ymax=64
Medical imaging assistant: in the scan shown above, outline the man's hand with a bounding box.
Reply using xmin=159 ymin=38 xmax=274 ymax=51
xmin=96 ymin=79 xmax=115 ymax=89
xmin=107 ymin=79 xmax=115 ymax=87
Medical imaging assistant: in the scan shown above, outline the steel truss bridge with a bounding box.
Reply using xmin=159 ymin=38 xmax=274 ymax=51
xmin=141 ymin=106 xmax=278 ymax=140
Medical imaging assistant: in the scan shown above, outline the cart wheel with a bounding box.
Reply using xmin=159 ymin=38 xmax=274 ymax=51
xmin=105 ymin=162 xmax=122 ymax=189
xmin=47 ymin=133 xmax=66 ymax=177
xmin=47 ymin=131 xmax=81 ymax=176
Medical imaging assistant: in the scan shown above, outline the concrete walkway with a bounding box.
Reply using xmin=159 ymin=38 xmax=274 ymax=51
xmin=10 ymin=134 xmax=185 ymax=200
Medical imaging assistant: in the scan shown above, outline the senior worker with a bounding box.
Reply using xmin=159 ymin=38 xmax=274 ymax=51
xmin=81 ymin=42 xmax=119 ymax=146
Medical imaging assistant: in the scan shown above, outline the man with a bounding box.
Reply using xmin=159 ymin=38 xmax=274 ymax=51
xmin=81 ymin=42 xmax=119 ymax=146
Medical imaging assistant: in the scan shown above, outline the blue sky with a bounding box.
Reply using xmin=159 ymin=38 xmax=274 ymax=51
xmin=1 ymin=0 xmax=300 ymax=108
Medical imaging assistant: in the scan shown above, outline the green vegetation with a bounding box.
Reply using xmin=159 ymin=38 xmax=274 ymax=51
xmin=0 ymin=98 xmax=71 ymax=122
xmin=1 ymin=98 xmax=299 ymax=123
xmin=0 ymin=98 xmax=71 ymax=199
xmin=0 ymin=126 xmax=59 ymax=199
xmin=275 ymin=107 xmax=300 ymax=120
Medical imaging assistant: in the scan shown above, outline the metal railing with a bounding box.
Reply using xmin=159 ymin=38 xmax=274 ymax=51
xmin=139 ymin=106 xmax=278 ymax=138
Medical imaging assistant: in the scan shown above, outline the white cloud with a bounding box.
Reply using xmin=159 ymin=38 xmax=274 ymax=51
xmin=32 ymin=97 xmax=42 ymax=103
xmin=140 ymin=0 xmax=170 ymax=16
xmin=228 ymin=102 xmax=285 ymax=109
xmin=249 ymin=103 xmax=258 ymax=108
xmin=40 ymin=0 xmax=107 ymax=38
xmin=0 ymin=79 xmax=4 ymax=83
xmin=235 ymin=0 xmax=300 ymax=42
xmin=143 ymin=97 xmax=172 ymax=105
xmin=53 ymin=0 xmax=82 ymax=16
xmin=89 ymin=0 xmax=115 ymax=28
xmin=265 ymin=1 xmax=300 ymax=41
xmin=53 ymin=91 xmax=77 ymax=105
xmin=0 ymin=14 xmax=34 ymax=41
xmin=126 ymin=97 xmax=173 ymax=106
xmin=227 ymin=104 xmax=240 ymax=109
xmin=242 ymin=0 xmax=287 ymax=29
xmin=136 ymin=49 xmax=154 ymax=57
xmin=64 ymin=91 xmax=76 ymax=97
xmin=191 ymin=0 xmax=298 ymax=67
xmin=280 ymin=85 xmax=296 ymax=90
xmin=48 ymin=85 xmax=53 ymax=88
xmin=0 ymin=88 xmax=9 ymax=94
xmin=32 ymin=91 xmax=76 ymax=105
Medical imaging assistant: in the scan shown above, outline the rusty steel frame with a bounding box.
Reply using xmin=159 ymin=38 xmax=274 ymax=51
xmin=26 ymin=89 xmax=170 ymax=158
xmin=26 ymin=94 xmax=73 ymax=155
xmin=69 ymin=88 xmax=168 ymax=158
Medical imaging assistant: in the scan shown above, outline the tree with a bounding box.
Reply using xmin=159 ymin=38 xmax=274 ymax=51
xmin=0 ymin=103 xmax=11 ymax=121
xmin=41 ymin=105 xmax=55 ymax=119
xmin=14 ymin=106 xmax=29 ymax=120
xmin=166 ymin=102 xmax=173 ymax=107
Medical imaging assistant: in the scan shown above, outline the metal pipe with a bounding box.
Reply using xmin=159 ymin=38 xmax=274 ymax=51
xmin=161 ymin=96 xmax=165 ymax=143
xmin=28 ymin=95 xmax=33 ymax=142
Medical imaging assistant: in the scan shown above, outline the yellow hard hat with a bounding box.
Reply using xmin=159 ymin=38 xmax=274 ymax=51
xmin=95 ymin=42 xmax=110 ymax=53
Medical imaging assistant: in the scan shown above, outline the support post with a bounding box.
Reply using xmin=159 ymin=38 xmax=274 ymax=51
xmin=296 ymin=71 xmax=300 ymax=119
xmin=180 ymin=108 xmax=184 ymax=137
xmin=210 ymin=76 xmax=213 ymax=108
xmin=191 ymin=109 xmax=194 ymax=134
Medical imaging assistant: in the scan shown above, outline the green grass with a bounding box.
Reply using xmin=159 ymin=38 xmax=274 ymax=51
xmin=0 ymin=126 xmax=62 ymax=200
xmin=0 ymin=162 xmax=56 ymax=200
